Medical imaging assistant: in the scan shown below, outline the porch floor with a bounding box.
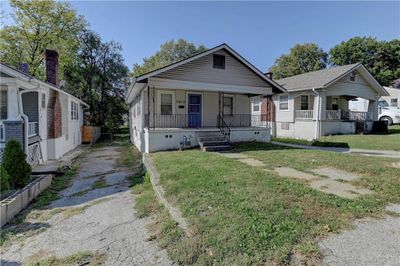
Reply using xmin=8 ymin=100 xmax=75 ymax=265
xmin=146 ymin=126 xmax=270 ymax=132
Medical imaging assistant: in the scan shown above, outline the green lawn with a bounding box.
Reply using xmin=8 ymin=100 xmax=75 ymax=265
xmin=142 ymin=145 xmax=400 ymax=265
xmin=275 ymin=125 xmax=400 ymax=151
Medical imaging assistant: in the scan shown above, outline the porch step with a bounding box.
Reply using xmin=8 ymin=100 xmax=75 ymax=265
xmin=198 ymin=131 xmax=232 ymax=152
xmin=202 ymin=145 xmax=233 ymax=152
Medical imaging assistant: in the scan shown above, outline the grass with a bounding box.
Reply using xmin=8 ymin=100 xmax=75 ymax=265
xmin=91 ymin=177 xmax=109 ymax=189
xmin=144 ymin=144 xmax=400 ymax=265
xmin=25 ymin=250 xmax=106 ymax=266
xmin=273 ymin=125 xmax=400 ymax=151
xmin=0 ymin=165 xmax=78 ymax=249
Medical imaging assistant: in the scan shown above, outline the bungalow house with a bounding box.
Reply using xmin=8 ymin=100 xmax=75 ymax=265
xmin=0 ymin=50 xmax=88 ymax=165
xmin=259 ymin=63 xmax=388 ymax=140
xmin=126 ymin=43 xmax=286 ymax=153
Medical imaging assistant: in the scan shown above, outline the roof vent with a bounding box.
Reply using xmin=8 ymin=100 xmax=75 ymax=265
xmin=350 ymin=71 xmax=357 ymax=81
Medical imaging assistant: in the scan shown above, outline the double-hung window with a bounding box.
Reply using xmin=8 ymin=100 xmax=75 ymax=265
xmin=160 ymin=93 xmax=173 ymax=115
xmin=71 ymin=101 xmax=79 ymax=120
xmin=223 ymin=96 xmax=233 ymax=115
xmin=1 ymin=90 xmax=7 ymax=120
xmin=279 ymin=95 xmax=289 ymax=111
xmin=300 ymin=95 xmax=309 ymax=110
xmin=252 ymin=97 xmax=260 ymax=112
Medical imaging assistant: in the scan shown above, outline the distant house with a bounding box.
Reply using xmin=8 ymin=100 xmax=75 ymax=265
xmin=0 ymin=50 xmax=88 ymax=165
xmin=126 ymin=43 xmax=286 ymax=153
xmin=261 ymin=63 xmax=388 ymax=140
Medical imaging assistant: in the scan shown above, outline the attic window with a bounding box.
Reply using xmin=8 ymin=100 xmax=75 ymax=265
xmin=350 ymin=71 xmax=357 ymax=81
xmin=213 ymin=54 xmax=225 ymax=69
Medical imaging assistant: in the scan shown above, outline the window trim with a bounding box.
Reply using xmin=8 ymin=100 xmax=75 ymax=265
xmin=279 ymin=95 xmax=289 ymax=111
xmin=390 ymin=98 xmax=399 ymax=107
xmin=213 ymin=54 xmax=225 ymax=69
xmin=157 ymin=90 xmax=175 ymax=115
xmin=300 ymin=95 xmax=309 ymax=110
xmin=70 ymin=101 xmax=79 ymax=120
xmin=252 ymin=97 xmax=260 ymax=113
xmin=223 ymin=95 xmax=234 ymax=116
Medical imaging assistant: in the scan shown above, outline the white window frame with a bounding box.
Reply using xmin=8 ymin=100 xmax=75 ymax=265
xmin=390 ymin=98 xmax=398 ymax=107
xmin=70 ymin=101 xmax=79 ymax=120
xmin=157 ymin=90 xmax=175 ymax=115
xmin=252 ymin=97 xmax=260 ymax=113
xmin=279 ymin=95 xmax=289 ymax=111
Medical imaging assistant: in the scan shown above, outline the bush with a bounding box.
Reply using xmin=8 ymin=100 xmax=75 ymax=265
xmin=0 ymin=165 xmax=10 ymax=193
xmin=2 ymin=139 xmax=31 ymax=189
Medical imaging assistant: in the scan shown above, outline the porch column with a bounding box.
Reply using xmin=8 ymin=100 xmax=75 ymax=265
xmin=313 ymin=90 xmax=326 ymax=121
xmin=367 ymin=96 xmax=379 ymax=121
xmin=7 ymin=83 xmax=20 ymax=120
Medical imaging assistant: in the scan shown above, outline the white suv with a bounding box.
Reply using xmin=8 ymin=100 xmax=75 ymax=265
xmin=378 ymin=100 xmax=400 ymax=125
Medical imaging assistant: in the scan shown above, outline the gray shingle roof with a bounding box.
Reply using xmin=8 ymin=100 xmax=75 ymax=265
xmin=276 ymin=63 xmax=360 ymax=91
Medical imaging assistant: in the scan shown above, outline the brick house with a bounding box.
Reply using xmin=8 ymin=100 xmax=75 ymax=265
xmin=0 ymin=50 xmax=88 ymax=165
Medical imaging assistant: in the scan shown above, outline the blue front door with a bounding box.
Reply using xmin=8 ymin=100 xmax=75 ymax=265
xmin=188 ymin=94 xmax=202 ymax=128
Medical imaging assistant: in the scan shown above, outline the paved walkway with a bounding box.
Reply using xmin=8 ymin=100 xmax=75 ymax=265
xmin=271 ymin=141 xmax=400 ymax=159
xmin=2 ymin=145 xmax=171 ymax=266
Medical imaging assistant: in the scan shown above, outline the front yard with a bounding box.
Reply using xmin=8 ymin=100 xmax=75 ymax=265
xmin=137 ymin=144 xmax=400 ymax=264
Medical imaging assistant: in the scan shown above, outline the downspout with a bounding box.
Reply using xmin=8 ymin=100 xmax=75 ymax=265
xmin=311 ymin=88 xmax=321 ymax=139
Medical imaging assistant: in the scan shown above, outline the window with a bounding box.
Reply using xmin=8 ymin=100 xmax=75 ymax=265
xmin=213 ymin=54 xmax=225 ymax=69
xmin=1 ymin=90 xmax=7 ymax=120
xmin=252 ymin=97 xmax=260 ymax=112
xmin=390 ymin=98 xmax=398 ymax=107
xmin=160 ymin=93 xmax=173 ymax=115
xmin=279 ymin=95 xmax=289 ymax=110
xmin=71 ymin=101 xmax=78 ymax=120
xmin=331 ymin=97 xmax=339 ymax=110
xmin=378 ymin=100 xmax=389 ymax=108
xmin=300 ymin=95 xmax=309 ymax=110
xmin=223 ymin=96 xmax=233 ymax=115
xmin=41 ymin=93 xmax=46 ymax=108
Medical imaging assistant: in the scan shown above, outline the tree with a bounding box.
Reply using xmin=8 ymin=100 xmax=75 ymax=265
xmin=63 ymin=30 xmax=128 ymax=131
xmin=329 ymin=37 xmax=400 ymax=86
xmin=0 ymin=165 xmax=10 ymax=193
xmin=132 ymin=39 xmax=207 ymax=77
xmin=269 ymin=43 xmax=328 ymax=79
xmin=0 ymin=0 xmax=86 ymax=79
xmin=2 ymin=140 xmax=31 ymax=189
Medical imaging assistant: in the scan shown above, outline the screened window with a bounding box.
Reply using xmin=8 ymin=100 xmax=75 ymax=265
xmin=300 ymin=95 xmax=309 ymax=110
xmin=252 ymin=97 xmax=260 ymax=112
xmin=71 ymin=101 xmax=79 ymax=120
xmin=1 ymin=90 xmax=7 ymax=120
xmin=213 ymin=54 xmax=225 ymax=69
xmin=390 ymin=98 xmax=398 ymax=107
xmin=279 ymin=95 xmax=288 ymax=110
xmin=160 ymin=93 xmax=173 ymax=115
xmin=223 ymin=96 xmax=233 ymax=115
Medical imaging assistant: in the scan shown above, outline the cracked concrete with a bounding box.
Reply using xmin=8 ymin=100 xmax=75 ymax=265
xmin=310 ymin=167 xmax=362 ymax=181
xmin=1 ymin=145 xmax=171 ymax=266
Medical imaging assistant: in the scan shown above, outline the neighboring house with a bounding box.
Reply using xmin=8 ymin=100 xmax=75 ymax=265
xmin=0 ymin=50 xmax=88 ymax=165
xmin=263 ymin=63 xmax=388 ymax=140
xmin=349 ymin=82 xmax=400 ymax=125
xmin=126 ymin=43 xmax=286 ymax=153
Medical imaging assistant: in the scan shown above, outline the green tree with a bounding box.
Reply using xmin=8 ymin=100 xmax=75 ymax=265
xmin=63 ymin=30 xmax=128 ymax=131
xmin=329 ymin=37 xmax=400 ymax=86
xmin=0 ymin=165 xmax=10 ymax=193
xmin=132 ymin=39 xmax=207 ymax=77
xmin=269 ymin=43 xmax=328 ymax=79
xmin=2 ymin=140 xmax=31 ymax=189
xmin=0 ymin=0 xmax=86 ymax=79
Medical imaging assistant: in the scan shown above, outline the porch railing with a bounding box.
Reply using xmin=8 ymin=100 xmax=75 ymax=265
xmin=144 ymin=114 xmax=271 ymax=129
xmin=217 ymin=114 xmax=231 ymax=142
xmin=295 ymin=110 xmax=314 ymax=119
xmin=326 ymin=110 xmax=341 ymax=120
xmin=28 ymin=122 xmax=38 ymax=137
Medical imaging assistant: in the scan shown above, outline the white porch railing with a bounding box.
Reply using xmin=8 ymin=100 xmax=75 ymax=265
xmin=326 ymin=110 xmax=341 ymax=120
xmin=295 ymin=110 xmax=314 ymax=119
xmin=28 ymin=122 xmax=38 ymax=137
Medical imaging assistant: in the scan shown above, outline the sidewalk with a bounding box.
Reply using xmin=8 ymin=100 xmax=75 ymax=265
xmin=271 ymin=141 xmax=400 ymax=159
xmin=32 ymin=145 xmax=90 ymax=173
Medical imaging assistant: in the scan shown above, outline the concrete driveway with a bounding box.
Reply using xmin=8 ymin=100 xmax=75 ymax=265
xmin=1 ymin=145 xmax=171 ymax=265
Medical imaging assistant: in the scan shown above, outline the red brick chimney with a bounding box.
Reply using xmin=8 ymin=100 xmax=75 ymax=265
xmin=53 ymin=92 xmax=62 ymax=138
xmin=45 ymin=49 xmax=59 ymax=87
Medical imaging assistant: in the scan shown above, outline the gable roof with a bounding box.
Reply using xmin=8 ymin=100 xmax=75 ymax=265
xmin=276 ymin=63 xmax=388 ymax=96
xmin=127 ymin=43 xmax=286 ymax=103
xmin=0 ymin=63 xmax=89 ymax=107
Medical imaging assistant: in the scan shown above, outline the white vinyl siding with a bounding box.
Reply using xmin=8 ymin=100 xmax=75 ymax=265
xmin=155 ymin=50 xmax=270 ymax=88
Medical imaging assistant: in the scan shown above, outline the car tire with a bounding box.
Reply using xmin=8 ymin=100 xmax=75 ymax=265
xmin=380 ymin=116 xmax=393 ymax=126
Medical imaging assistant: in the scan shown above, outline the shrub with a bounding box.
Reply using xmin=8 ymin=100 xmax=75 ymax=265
xmin=0 ymin=165 xmax=10 ymax=192
xmin=2 ymin=139 xmax=31 ymax=189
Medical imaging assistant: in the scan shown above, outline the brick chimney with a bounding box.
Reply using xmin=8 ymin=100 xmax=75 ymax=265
xmin=19 ymin=62 xmax=29 ymax=75
xmin=45 ymin=49 xmax=59 ymax=86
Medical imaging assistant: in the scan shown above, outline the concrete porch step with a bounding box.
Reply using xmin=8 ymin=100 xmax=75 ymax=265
xmin=199 ymin=136 xmax=227 ymax=142
xmin=202 ymin=145 xmax=233 ymax=152
xmin=199 ymin=140 xmax=230 ymax=149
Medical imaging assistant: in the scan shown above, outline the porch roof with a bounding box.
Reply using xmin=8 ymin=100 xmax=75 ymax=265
xmin=126 ymin=43 xmax=287 ymax=104
xmin=276 ymin=63 xmax=388 ymax=96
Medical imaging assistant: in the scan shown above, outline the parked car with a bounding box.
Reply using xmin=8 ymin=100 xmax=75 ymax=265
xmin=378 ymin=99 xmax=400 ymax=125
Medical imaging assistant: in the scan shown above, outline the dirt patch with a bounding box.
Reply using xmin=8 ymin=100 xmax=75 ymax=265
xmin=274 ymin=167 xmax=319 ymax=181
xmin=238 ymin=158 xmax=266 ymax=167
xmin=391 ymin=161 xmax=400 ymax=168
xmin=311 ymin=167 xmax=362 ymax=181
xmin=309 ymin=179 xmax=372 ymax=199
